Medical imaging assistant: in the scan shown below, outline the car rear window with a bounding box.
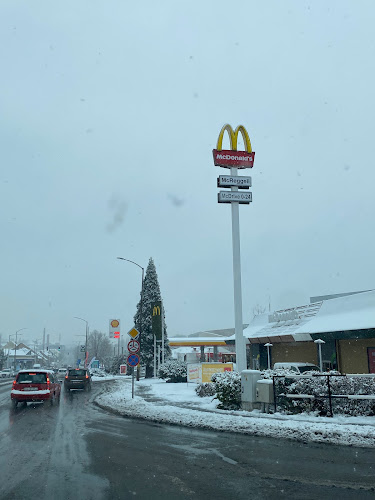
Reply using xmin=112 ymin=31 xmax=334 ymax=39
xmin=68 ymin=369 xmax=86 ymax=376
xmin=17 ymin=372 xmax=47 ymax=384
xmin=299 ymin=366 xmax=319 ymax=373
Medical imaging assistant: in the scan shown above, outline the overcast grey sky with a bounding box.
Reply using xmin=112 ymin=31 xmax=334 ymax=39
xmin=1 ymin=1 xmax=375 ymax=346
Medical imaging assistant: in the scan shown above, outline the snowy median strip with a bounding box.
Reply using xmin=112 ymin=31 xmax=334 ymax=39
xmin=95 ymin=379 xmax=375 ymax=448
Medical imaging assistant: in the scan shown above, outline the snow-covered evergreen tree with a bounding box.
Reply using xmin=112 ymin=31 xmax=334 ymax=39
xmin=133 ymin=257 xmax=170 ymax=377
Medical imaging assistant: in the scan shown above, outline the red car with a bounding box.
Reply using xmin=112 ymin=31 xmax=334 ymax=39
xmin=11 ymin=369 xmax=61 ymax=408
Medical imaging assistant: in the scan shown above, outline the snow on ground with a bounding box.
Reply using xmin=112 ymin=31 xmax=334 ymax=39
xmin=94 ymin=378 xmax=375 ymax=448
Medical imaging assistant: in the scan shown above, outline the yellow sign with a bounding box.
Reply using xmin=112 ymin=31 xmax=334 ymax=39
xmin=201 ymin=363 xmax=233 ymax=383
xmin=216 ymin=124 xmax=252 ymax=152
xmin=127 ymin=327 xmax=139 ymax=339
xmin=110 ymin=319 xmax=119 ymax=328
xmin=152 ymin=306 xmax=161 ymax=316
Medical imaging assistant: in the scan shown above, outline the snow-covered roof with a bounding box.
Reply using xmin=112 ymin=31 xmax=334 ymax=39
xmin=244 ymin=290 xmax=375 ymax=342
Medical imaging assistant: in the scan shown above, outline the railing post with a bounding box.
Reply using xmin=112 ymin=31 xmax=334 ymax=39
xmin=327 ymin=374 xmax=333 ymax=417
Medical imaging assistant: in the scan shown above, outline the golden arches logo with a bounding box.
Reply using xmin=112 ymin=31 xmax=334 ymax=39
xmin=213 ymin=124 xmax=254 ymax=169
xmin=216 ymin=124 xmax=252 ymax=153
xmin=152 ymin=306 xmax=161 ymax=316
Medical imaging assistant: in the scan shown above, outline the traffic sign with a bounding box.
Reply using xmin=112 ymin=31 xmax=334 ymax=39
xmin=217 ymin=175 xmax=251 ymax=189
xmin=218 ymin=191 xmax=252 ymax=204
xmin=127 ymin=339 xmax=140 ymax=354
xmin=127 ymin=327 xmax=139 ymax=339
xmin=109 ymin=319 xmax=120 ymax=339
xmin=127 ymin=354 xmax=140 ymax=367
xmin=80 ymin=345 xmax=85 ymax=353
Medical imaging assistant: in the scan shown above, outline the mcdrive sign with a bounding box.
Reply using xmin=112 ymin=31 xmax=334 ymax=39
xmin=212 ymin=124 xmax=255 ymax=169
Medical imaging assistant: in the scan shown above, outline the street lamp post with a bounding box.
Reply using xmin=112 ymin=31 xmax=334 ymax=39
xmin=314 ymin=339 xmax=325 ymax=372
xmin=264 ymin=343 xmax=273 ymax=370
xmin=12 ymin=328 xmax=28 ymax=372
xmin=74 ymin=317 xmax=89 ymax=368
xmin=117 ymin=257 xmax=144 ymax=387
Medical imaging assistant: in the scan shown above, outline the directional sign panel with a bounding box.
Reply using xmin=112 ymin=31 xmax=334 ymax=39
xmin=217 ymin=175 xmax=251 ymax=189
xmin=127 ymin=339 xmax=140 ymax=354
xmin=127 ymin=327 xmax=139 ymax=339
xmin=218 ymin=191 xmax=252 ymax=204
xmin=80 ymin=345 xmax=85 ymax=353
xmin=127 ymin=354 xmax=140 ymax=367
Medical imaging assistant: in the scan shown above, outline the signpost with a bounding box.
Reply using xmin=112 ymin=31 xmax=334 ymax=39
xmin=127 ymin=327 xmax=140 ymax=398
xmin=218 ymin=191 xmax=252 ymax=204
xmin=127 ymin=354 xmax=140 ymax=366
xmin=214 ymin=124 xmax=255 ymax=374
xmin=127 ymin=339 xmax=140 ymax=354
xmin=217 ymin=175 xmax=251 ymax=189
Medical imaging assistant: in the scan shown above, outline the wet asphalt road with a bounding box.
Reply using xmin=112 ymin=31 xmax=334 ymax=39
xmin=0 ymin=379 xmax=374 ymax=500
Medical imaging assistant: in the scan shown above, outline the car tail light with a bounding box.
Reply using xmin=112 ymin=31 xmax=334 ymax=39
xmin=46 ymin=377 xmax=50 ymax=387
xmin=85 ymin=374 xmax=89 ymax=379
xmin=12 ymin=380 xmax=16 ymax=386
xmin=65 ymin=375 xmax=68 ymax=379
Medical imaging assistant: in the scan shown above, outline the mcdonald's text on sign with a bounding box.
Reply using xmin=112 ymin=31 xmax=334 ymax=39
xmin=212 ymin=124 xmax=255 ymax=169
xmin=213 ymin=150 xmax=254 ymax=168
xmin=217 ymin=175 xmax=251 ymax=189
xmin=218 ymin=191 xmax=252 ymax=204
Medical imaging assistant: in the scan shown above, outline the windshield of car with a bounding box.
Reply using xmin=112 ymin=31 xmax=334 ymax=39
xmin=17 ymin=373 xmax=47 ymax=384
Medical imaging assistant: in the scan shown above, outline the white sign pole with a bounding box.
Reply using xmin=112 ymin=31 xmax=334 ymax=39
xmin=154 ymin=335 xmax=156 ymax=377
xmin=161 ymin=302 xmax=165 ymax=365
xmin=230 ymin=166 xmax=247 ymax=373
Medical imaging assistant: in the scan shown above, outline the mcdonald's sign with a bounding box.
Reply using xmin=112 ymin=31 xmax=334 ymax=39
xmin=213 ymin=124 xmax=255 ymax=169
xmin=151 ymin=301 xmax=162 ymax=341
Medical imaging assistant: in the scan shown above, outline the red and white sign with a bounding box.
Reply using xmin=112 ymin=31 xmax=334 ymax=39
xmin=213 ymin=149 xmax=255 ymax=169
xmin=127 ymin=339 xmax=140 ymax=354
xmin=119 ymin=364 xmax=127 ymax=375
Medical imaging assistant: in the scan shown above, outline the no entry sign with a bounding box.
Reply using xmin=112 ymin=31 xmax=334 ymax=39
xmin=127 ymin=339 xmax=140 ymax=354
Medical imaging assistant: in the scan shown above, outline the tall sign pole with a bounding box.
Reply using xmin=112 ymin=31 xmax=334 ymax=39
xmin=213 ymin=124 xmax=255 ymax=373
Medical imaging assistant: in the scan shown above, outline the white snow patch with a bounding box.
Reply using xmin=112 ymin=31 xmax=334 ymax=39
xmin=95 ymin=379 xmax=375 ymax=448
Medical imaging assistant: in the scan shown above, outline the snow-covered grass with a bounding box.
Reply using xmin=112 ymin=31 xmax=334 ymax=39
xmin=95 ymin=378 xmax=375 ymax=448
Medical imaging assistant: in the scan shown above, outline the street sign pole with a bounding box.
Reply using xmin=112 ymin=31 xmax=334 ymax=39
xmin=161 ymin=302 xmax=165 ymax=365
xmin=132 ymin=367 xmax=135 ymax=399
xmin=230 ymin=166 xmax=247 ymax=373
xmin=154 ymin=335 xmax=156 ymax=378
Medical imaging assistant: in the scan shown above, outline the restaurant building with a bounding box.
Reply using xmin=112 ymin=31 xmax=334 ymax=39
xmin=243 ymin=290 xmax=375 ymax=374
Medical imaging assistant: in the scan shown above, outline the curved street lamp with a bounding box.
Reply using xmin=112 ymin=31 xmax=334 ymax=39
xmin=117 ymin=257 xmax=144 ymax=387
xmin=12 ymin=328 xmax=28 ymax=371
xmin=74 ymin=317 xmax=89 ymax=368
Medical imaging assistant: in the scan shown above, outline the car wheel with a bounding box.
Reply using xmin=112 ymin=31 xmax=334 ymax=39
xmin=11 ymin=400 xmax=18 ymax=409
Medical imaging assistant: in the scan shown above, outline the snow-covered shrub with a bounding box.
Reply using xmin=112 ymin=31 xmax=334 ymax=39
xmin=211 ymin=371 xmax=241 ymax=410
xmin=158 ymin=359 xmax=187 ymax=383
xmin=272 ymin=374 xmax=375 ymax=416
xmin=195 ymin=382 xmax=216 ymax=398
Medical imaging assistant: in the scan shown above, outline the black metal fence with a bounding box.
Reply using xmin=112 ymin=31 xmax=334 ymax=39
xmin=272 ymin=374 xmax=375 ymax=417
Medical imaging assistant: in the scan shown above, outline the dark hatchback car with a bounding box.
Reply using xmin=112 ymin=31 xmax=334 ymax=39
xmin=64 ymin=368 xmax=91 ymax=392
